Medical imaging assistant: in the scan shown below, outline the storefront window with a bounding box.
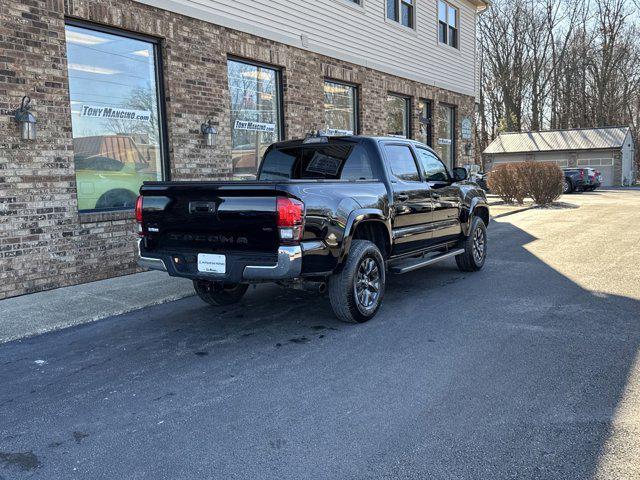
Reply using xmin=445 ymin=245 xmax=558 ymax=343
xmin=228 ymin=59 xmax=282 ymax=179
xmin=437 ymin=104 xmax=456 ymax=167
xmin=324 ymin=81 xmax=357 ymax=136
xmin=65 ymin=23 xmax=165 ymax=212
xmin=386 ymin=94 xmax=410 ymax=138
xmin=418 ymin=99 xmax=433 ymax=146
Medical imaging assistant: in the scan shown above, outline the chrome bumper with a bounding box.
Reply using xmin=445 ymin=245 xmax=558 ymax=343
xmin=137 ymin=239 xmax=167 ymax=272
xmin=137 ymin=240 xmax=303 ymax=281
xmin=243 ymin=245 xmax=302 ymax=280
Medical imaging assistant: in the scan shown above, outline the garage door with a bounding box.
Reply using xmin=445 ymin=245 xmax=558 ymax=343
xmin=577 ymin=158 xmax=615 ymax=186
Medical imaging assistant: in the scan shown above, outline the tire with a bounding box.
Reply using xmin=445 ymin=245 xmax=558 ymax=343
xmin=456 ymin=216 xmax=487 ymax=272
xmin=562 ymin=179 xmax=573 ymax=194
xmin=193 ymin=280 xmax=249 ymax=306
xmin=328 ymin=240 xmax=386 ymax=324
xmin=95 ymin=189 xmax=138 ymax=209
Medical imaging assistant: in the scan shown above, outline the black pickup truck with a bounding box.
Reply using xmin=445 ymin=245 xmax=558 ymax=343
xmin=136 ymin=135 xmax=490 ymax=323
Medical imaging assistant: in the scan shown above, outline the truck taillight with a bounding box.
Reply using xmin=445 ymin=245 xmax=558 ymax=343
xmin=277 ymin=197 xmax=304 ymax=243
xmin=135 ymin=195 xmax=144 ymax=236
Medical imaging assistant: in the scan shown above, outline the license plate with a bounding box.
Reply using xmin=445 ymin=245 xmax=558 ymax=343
xmin=198 ymin=253 xmax=226 ymax=274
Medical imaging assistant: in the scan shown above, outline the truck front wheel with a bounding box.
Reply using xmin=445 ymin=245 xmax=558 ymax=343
xmin=328 ymin=240 xmax=386 ymax=323
xmin=456 ymin=216 xmax=487 ymax=272
xmin=193 ymin=280 xmax=249 ymax=306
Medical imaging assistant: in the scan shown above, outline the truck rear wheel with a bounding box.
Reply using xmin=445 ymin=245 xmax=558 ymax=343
xmin=328 ymin=240 xmax=386 ymax=324
xmin=456 ymin=216 xmax=487 ymax=272
xmin=193 ymin=280 xmax=249 ymax=306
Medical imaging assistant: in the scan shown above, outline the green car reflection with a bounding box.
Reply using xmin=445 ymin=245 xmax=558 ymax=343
xmin=75 ymin=156 xmax=157 ymax=211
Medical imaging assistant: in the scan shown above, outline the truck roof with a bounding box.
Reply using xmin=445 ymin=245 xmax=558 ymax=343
xmin=270 ymin=135 xmax=434 ymax=150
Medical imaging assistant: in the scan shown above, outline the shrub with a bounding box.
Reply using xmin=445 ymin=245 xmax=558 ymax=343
xmin=488 ymin=161 xmax=563 ymax=206
xmin=518 ymin=161 xmax=563 ymax=205
xmin=487 ymin=164 xmax=526 ymax=204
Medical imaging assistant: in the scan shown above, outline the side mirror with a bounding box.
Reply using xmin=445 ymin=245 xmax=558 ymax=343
xmin=452 ymin=167 xmax=468 ymax=182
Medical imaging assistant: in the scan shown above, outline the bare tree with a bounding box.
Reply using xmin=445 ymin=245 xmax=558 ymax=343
xmin=478 ymin=0 xmax=640 ymax=174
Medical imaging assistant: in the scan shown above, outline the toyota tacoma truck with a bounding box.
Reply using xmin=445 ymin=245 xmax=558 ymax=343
xmin=136 ymin=135 xmax=490 ymax=323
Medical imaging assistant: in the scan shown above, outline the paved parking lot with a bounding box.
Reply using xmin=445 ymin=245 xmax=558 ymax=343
xmin=1 ymin=189 xmax=639 ymax=479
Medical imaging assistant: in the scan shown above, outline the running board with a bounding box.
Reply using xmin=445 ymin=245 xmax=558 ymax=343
xmin=389 ymin=249 xmax=465 ymax=274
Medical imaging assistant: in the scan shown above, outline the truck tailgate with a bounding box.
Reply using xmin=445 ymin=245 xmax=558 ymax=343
xmin=140 ymin=182 xmax=287 ymax=254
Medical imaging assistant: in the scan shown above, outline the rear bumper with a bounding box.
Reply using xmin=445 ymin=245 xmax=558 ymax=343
xmin=243 ymin=246 xmax=302 ymax=280
xmin=137 ymin=239 xmax=302 ymax=282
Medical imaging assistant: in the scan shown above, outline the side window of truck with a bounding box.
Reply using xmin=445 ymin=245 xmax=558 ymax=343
xmin=415 ymin=148 xmax=450 ymax=182
xmin=340 ymin=145 xmax=374 ymax=181
xmin=384 ymin=145 xmax=420 ymax=182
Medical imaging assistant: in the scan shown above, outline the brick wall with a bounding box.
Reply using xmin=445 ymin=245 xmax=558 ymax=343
xmin=0 ymin=0 xmax=476 ymax=299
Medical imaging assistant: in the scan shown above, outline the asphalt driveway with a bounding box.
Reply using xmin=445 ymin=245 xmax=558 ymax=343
xmin=1 ymin=189 xmax=639 ymax=479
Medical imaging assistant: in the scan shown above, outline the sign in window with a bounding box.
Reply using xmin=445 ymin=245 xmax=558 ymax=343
xmin=324 ymin=81 xmax=357 ymax=136
xmin=228 ymin=59 xmax=282 ymax=178
xmin=65 ymin=23 xmax=166 ymax=212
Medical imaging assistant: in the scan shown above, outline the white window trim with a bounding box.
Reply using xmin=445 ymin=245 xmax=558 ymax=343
xmin=332 ymin=0 xmax=366 ymax=12
xmin=384 ymin=0 xmax=418 ymax=31
xmin=437 ymin=0 xmax=460 ymax=50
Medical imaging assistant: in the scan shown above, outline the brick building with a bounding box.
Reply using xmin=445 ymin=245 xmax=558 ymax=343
xmin=0 ymin=0 xmax=489 ymax=299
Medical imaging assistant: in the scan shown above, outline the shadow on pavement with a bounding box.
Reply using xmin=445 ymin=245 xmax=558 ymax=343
xmin=0 ymin=220 xmax=638 ymax=479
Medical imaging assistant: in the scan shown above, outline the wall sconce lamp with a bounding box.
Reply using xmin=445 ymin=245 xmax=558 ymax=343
xmin=201 ymin=119 xmax=218 ymax=147
xmin=13 ymin=96 xmax=37 ymax=141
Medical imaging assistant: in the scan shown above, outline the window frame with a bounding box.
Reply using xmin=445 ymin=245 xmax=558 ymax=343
xmin=386 ymin=93 xmax=412 ymax=139
xmin=383 ymin=142 xmax=422 ymax=183
xmin=386 ymin=0 xmax=417 ymax=30
xmin=437 ymin=0 xmax=459 ymax=49
xmin=226 ymin=55 xmax=286 ymax=175
xmin=64 ymin=18 xmax=171 ymax=214
xmin=323 ymin=78 xmax=360 ymax=136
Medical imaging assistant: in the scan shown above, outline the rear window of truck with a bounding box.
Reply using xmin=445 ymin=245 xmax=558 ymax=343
xmin=259 ymin=143 xmax=375 ymax=181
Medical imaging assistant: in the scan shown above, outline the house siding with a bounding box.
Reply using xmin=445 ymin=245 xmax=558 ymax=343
xmin=136 ymin=0 xmax=481 ymax=98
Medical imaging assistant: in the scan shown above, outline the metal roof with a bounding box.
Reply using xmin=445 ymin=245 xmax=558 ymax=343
xmin=483 ymin=127 xmax=631 ymax=155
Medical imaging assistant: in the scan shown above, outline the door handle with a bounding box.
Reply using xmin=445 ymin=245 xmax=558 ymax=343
xmin=396 ymin=194 xmax=409 ymax=202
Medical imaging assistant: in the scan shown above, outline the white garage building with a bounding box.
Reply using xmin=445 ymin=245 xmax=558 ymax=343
xmin=483 ymin=126 xmax=636 ymax=186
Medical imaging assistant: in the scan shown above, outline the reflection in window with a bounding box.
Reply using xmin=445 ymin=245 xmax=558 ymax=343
xmin=438 ymin=104 xmax=456 ymax=168
xmin=416 ymin=148 xmax=448 ymax=182
xmin=385 ymin=145 xmax=420 ymax=182
xmin=259 ymin=144 xmax=374 ymax=181
xmin=228 ymin=59 xmax=282 ymax=179
xmin=418 ymin=99 xmax=433 ymax=146
xmin=324 ymin=81 xmax=357 ymax=136
xmin=65 ymin=24 xmax=165 ymax=212
xmin=386 ymin=95 xmax=410 ymax=138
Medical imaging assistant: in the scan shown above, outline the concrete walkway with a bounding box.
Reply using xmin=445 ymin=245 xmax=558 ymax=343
xmin=0 ymin=271 xmax=194 ymax=343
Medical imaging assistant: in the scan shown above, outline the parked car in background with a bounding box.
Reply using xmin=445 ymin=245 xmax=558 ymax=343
xmin=583 ymin=168 xmax=602 ymax=191
xmin=562 ymin=167 xmax=601 ymax=194
xmin=75 ymin=156 xmax=157 ymax=211
xmin=136 ymin=135 xmax=490 ymax=324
